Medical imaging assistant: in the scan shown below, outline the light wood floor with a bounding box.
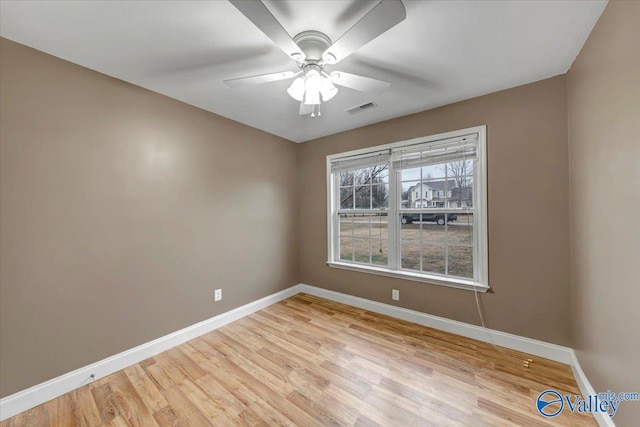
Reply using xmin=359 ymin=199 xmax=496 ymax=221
xmin=2 ymin=293 xmax=596 ymax=426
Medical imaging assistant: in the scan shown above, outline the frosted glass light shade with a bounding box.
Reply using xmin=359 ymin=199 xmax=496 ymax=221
xmin=288 ymin=68 xmax=339 ymax=108
xmin=304 ymin=89 xmax=321 ymax=105
xmin=304 ymin=71 xmax=322 ymax=105
xmin=287 ymin=77 xmax=305 ymax=101
xmin=320 ymin=78 xmax=338 ymax=101
xmin=305 ymin=71 xmax=322 ymax=92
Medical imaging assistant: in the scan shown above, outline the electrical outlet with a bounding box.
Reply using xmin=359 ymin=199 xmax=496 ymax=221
xmin=214 ymin=289 xmax=222 ymax=301
xmin=392 ymin=289 xmax=399 ymax=301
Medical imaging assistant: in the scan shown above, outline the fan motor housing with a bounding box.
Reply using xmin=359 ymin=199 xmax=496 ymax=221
xmin=293 ymin=30 xmax=332 ymax=62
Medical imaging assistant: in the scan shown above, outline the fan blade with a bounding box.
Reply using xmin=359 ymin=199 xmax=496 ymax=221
xmin=299 ymin=101 xmax=313 ymax=116
xmin=322 ymin=0 xmax=406 ymax=64
xmin=224 ymin=70 xmax=299 ymax=88
xmin=330 ymin=71 xmax=390 ymax=95
xmin=229 ymin=0 xmax=305 ymax=61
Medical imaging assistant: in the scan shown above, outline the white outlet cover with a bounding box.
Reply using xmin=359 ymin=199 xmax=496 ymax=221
xmin=214 ymin=289 xmax=222 ymax=301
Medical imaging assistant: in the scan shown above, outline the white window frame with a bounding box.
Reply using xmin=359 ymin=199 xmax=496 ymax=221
xmin=326 ymin=126 xmax=489 ymax=292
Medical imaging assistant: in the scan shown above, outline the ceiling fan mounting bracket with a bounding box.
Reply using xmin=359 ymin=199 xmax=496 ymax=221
xmin=292 ymin=30 xmax=332 ymax=62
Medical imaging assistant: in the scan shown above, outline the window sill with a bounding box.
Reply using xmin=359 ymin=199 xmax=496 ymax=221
xmin=326 ymin=261 xmax=490 ymax=293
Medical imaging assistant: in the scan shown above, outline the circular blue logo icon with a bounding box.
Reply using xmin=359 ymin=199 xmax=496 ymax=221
xmin=537 ymin=390 xmax=564 ymax=417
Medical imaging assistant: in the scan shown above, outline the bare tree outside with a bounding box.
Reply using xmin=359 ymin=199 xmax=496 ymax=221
xmin=340 ymin=164 xmax=389 ymax=209
xmin=446 ymin=160 xmax=473 ymax=188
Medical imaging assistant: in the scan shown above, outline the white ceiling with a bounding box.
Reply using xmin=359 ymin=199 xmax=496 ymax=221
xmin=0 ymin=0 xmax=606 ymax=143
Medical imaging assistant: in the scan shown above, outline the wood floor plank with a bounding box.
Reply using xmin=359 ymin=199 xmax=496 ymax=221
xmin=67 ymin=386 xmax=103 ymax=427
xmin=361 ymin=388 xmax=436 ymax=427
xmin=206 ymin=331 xmax=294 ymax=396
xmin=3 ymin=293 xmax=597 ymax=426
xmin=162 ymin=386 xmax=213 ymax=427
xmin=237 ymin=406 xmax=270 ymax=427
xmin=246 ymin=399 xmax=297 ymax=427
xmin=124 ymin=364 xmax=168 ymax=414
xmin=193 ymin=374 xmax=246 ymax=418
xmin=176 ymin=379 xmax=239 ymax=426
xmin=285 ymin=390 xmax=344 ymax=426
xmin=151 ymin=405 xmax=184 ymax=427
xmin=141 ymin=360 xmax=175 ymax=393
xmin=91 ymin=371 xmax=158 ymax=427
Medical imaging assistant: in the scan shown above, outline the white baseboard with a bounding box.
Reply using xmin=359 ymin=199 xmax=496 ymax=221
xmin=2 ymin=282 xmax=609 ymax=426
xmin=0 ymin=284 xmax=304 ymax=421
xmin=570 ymin=351 xmax=616 ymax=427
xmin=297 ymin=284 xmax=574 ymax=364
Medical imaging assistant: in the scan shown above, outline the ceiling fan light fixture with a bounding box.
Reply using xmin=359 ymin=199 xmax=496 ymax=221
xmin=303 ymin=70 xmax=322 ymax=105
xmin=287 ymin=76 xmax=305 ymax=101
xmin=304 ymin=69 xmax=322 ymax=90
xmin=303 ymin=88 xmax=321 ymax=106
xmin=320 ymin=77 xmax=338 ymax=101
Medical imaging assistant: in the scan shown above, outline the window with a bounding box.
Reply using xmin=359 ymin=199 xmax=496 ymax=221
xmin=327 ymin=126 xmax=488 ymax=292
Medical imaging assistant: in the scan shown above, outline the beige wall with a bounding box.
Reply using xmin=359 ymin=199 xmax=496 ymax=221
xmin=567 ymin=2 xmax=640 ymax=426
xmin=298 ymin=75 xmax=572 ymax=346
xmin=0 ymin=38 xmax=299 ymax=397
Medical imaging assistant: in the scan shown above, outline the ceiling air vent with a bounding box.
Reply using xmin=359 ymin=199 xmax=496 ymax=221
xmin=345 ymin=101 xmax=378 ymax=115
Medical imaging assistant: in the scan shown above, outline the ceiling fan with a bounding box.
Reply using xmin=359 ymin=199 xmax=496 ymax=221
xmin=224 ymin=0 xmax=406 ymax=117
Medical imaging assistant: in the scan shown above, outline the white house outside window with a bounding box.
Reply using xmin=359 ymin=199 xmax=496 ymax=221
xmin=326 ymin=126 xmax=488 ymax=292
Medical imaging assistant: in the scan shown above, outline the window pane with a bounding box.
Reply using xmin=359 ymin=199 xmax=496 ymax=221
xmin=372 ymin=183 xmax=389 ymax=209
xmin=445 ymin=160 xmax=474 ymax=186
xmin=339 ymin=214 xmax=389 ymax=267
xmin=340 ymin=236 xmax=353 ymax=261
xmin=448 ymin=246 xmax=473 ymax=278
xmin=355 ymin=185 xmax=371 ymax=209
xmin=339 ymin=213 xmax=354 ymax=233
xmin=338 ymin=214 xmax=354 ymax=261
xmin=450 ymin=213 xmax=473 ymax=247
xmin=401 ymin=167 xmax=421 ymax=182
xmin=401 ymin=181 xmax=420 ymax=209
xmin=352 ymin=215 xmax=370 ymax=238
xmin=353 ymin=238 xmax=370 ymax=263
xmin=371 ymin=214 xmax=389 ymax=239
xmin=371 ymin=215 xmax=388 ymax=266
xmin=354 ymin=168 xmax=371 ymax=185
xmin=376 ymin=167 xmax=389 ymax=184
xmin=401 ymin=239 xmax=421 ymax=271
xmin=400 ymin=215 xmax=420 ymax=242
xmin=402 ymin=178 xmax=462 ymax=209
xmin=339 ymin=170 xmax=354 ymax=186
xmin=421 ymin=163 xmax=445 ymax=180
xmin=340 ymin=187 xmax=353 ymax=209
xmin=422 ymin=220 xmax=446 ymax=244
xmin=423 ymin=178 xmax=454 ymax=208
xmin=372 ymin=239 xmax=388 ymax=266
xmin=448 ymin=173 xmax=474 ymax=208
xmin=423 ymin=244 xmax=446 ymax=275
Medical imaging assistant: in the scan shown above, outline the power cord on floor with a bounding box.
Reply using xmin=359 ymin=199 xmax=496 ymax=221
xmin=473 ymin=284 xmax=534 ymax=369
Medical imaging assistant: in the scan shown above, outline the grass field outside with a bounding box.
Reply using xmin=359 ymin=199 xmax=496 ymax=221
xmin=339 ymin=213 xmax=474 ymax=278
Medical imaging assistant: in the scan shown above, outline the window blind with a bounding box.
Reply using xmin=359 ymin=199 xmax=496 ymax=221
xmin=392 ymin=134 xmax=478 ymax=170
xmin=330 ymin=150 xmax=390 ymax=173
